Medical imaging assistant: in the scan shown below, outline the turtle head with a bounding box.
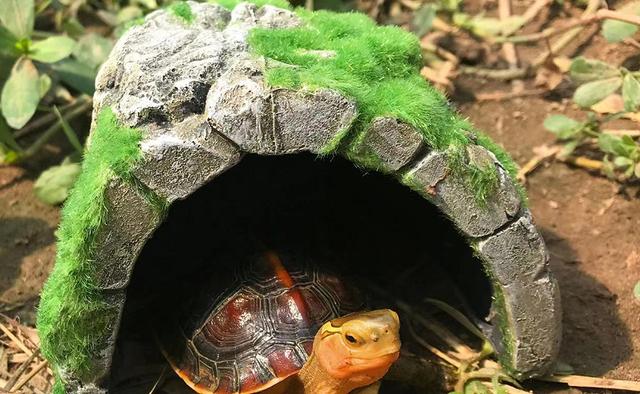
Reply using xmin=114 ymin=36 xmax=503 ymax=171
xmin=314 ymin=309 xmax=401 ymax=386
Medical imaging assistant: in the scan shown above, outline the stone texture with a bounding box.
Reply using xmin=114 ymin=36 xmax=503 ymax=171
xmin=93 ymin=179 xmax=161 ymax=290
xmin=206 ymin=58 xmax=276 ymax=153
xmin=93 ymin=1 xmax=301 ymax=129
xmin=357 ymin=117 xmax=424 ymax=172
xmin=59 ymin=290 xmax=127 ymax=393
xmin=476 ymin=215 xmax=562 ymax=378
xmin=405 ymin=147 xmax=522 ymax=238
xmin=274 ymin=89 xmax=357 ymax=154
xmin=134 ymin=116 xmax=242 ymax=201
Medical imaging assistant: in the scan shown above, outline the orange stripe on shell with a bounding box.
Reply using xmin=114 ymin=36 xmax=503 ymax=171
xmin=264 ymin=250 xmax=311 ymax=324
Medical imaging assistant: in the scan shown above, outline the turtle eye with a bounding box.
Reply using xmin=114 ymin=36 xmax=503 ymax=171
xmin=344 ymin=333 xmax=362 ymax=346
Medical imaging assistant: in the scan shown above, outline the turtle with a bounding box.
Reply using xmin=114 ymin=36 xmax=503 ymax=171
xmin=155 ymin=250 xmax=401 ymax=394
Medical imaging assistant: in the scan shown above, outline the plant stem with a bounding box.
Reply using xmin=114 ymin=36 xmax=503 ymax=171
xmin=15 ymin=97 xmax=88 ymax=139
xmin=17 ymin=99 xmax=93 ymax=162
xmin=497 ymin=9 xmax=640 ymax=44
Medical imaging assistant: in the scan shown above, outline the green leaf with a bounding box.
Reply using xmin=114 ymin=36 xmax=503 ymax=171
xmin=453 ymin=13 xmax=525 ymax=37
xmin=38 ymin=73 xmax=51 ymax=98
xmin=464 ymin=381 xmax=491 ymax=394
xmin=1 ymin=57 xmax=40 ymax=129
xmin=543 ymin=114 xmax=580 ymax=135
xmin=0 ymin=0 xmax=34 ymax=40
xmin=569 ymin=57 xmax=620 ymax=84
xmin=622 ymin=74 xmax=640 ymax=112
xmin=33 ymin=160 xmax=81 ymax=205
xmin=0 ymin=26 xmax=18 ymax=57
xmin=132 ymin=0 xmax=158 ymax=9
xmin=560 ymin=139 xmax=579 ymax=158
xmin=613 ymin=156 xmax=633 ymax=168
xmin=602 ymin=156 xmax=616 ymax=178
xmin=30 ymin=35 xmax=75 ymax=63
xmin=73 ymin=33 xmax=113 ymax=70
xmin=599 ymin=133 xmax=634 ymax=157
xmin=602 ymin=1 xmax=640 ymax=43
xmin=117 ymin=6 xmax=144 ymax=24
xmin=52 ymin=58 xmax=96 ymax=95
xmin=62 ymin=18 xmax=85 ymax=37
xmin=412 ymin=4 xmax=437 ymax=37
xmin=573 ymin=77 xmax=622 ymax=108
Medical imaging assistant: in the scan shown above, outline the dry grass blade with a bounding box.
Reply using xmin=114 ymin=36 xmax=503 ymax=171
xmin=517 ymin=145 xmax=562 ymax=182
xmin=4 ymin=349 xmax=39 ymax=391
xmin=10 ymin=360 xmax=48 ymax=393
xmin=0 ymin=323 xmax=32 ymax=356
xmin=498 ymin=0 xmax=518 ymax=68
xmin=480 ymin=381 xmax=532 ymax=394
xmin=475 ymin=88 xmax=546 ymax=102
xmin=539 ymin=374 xmax=640 ymax=391
xmin=406 ymin=320 xmax=462 ymax=368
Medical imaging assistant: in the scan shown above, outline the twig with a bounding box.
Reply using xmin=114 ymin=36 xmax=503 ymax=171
xmin=498 ymin=9 xmax=640 ymax=44
xmin=406 ymin=321 xmax=462 ymax=368
xmin=531 ymin=0 xmax=601 ymax=68
xmin=421 ymin=40 xmax=460 ymax=65
xmin=538 ymin=374 xmax=640 ymax=391
xmin=10 ymin=360 xmax=48 ymax=393
xmin=498 ymin=0 xmax=519 ymax=68
xmin=480 ymin=381 xmax=532 ymax=394
xmin=503 ymin=0 xmax=553 ymax=36
xmin=458 ymin=66 xmax=528 ymax=80
xmin=0 ymin=322 xmax=32 ymax=356
xmin=517 ymin=145 xmax=562 ymax=182
xmin=4 ymin=350 xmax=39 ymax=391
xmin=14 ymin=97 xmax=84 ymax=139
xmin=148 ymin=365 xmax=167 ymax=394
xmin=561 ymin=155 xmax=603 ymax=171
xmin=17 ymin=99 xmax=93 ymax=162
xmin=475 ymin=88 xmax=546 ymax=101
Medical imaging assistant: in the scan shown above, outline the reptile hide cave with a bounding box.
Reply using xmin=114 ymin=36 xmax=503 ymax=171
xmin=37 ymin=1 xmax=562 ymax=392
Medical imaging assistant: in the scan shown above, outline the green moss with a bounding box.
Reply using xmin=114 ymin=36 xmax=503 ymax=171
xmin=212 ymin=0 xmax=293 ymax=11
xmin=37 ymin=108 xmax=144 ymax=384
xmin=169 ymin=1 xmax=195 ymax=24
xmin=245 ymin=5 xmax=523 ymax=203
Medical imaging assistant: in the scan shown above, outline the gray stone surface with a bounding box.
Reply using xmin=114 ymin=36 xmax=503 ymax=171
xmin=206 ymin=58 xmax=276 ymax=153
xmin=405 ymin=147 xmax=522 ymax=237
xmin=93 ymin=1 xmax=301 ymax=129
xmin=93 ymin=179 xmax=161 ymax=290
xmin=274 ymin=89 xmax=357 ymax=154
xmin=357 ymin=117 xmax=424 ymax=172
xmin=134 ymin=116 xmax=242 ymax=201
xmin=476 ymin=215 xmax=562 ymax=377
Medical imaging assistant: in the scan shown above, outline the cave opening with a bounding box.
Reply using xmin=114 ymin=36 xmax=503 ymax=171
xmin=109 ymin=153 xmax=493 ymax=392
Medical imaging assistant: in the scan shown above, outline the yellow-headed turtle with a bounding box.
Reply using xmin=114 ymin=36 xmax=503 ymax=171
xmin=156 ymin=251 xmax=401 ymax=394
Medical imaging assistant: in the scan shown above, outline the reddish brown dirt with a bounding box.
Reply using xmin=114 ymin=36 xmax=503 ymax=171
xmin=0 ymin=166 xmax=59 ymax=325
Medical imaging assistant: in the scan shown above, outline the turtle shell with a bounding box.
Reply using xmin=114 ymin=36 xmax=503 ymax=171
xmin=157 ymin=251 xmax=364 ymax=393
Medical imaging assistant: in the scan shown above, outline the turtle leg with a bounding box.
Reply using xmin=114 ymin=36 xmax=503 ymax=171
xmin=350 ymin=381 xmax=381 ymax=394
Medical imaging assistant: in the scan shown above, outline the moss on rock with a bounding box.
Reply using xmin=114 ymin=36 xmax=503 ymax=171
xmin=37 ymin=108 xmax=146 ymax=386
xmin=239 ymin=3 xmax=522 ymax=202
